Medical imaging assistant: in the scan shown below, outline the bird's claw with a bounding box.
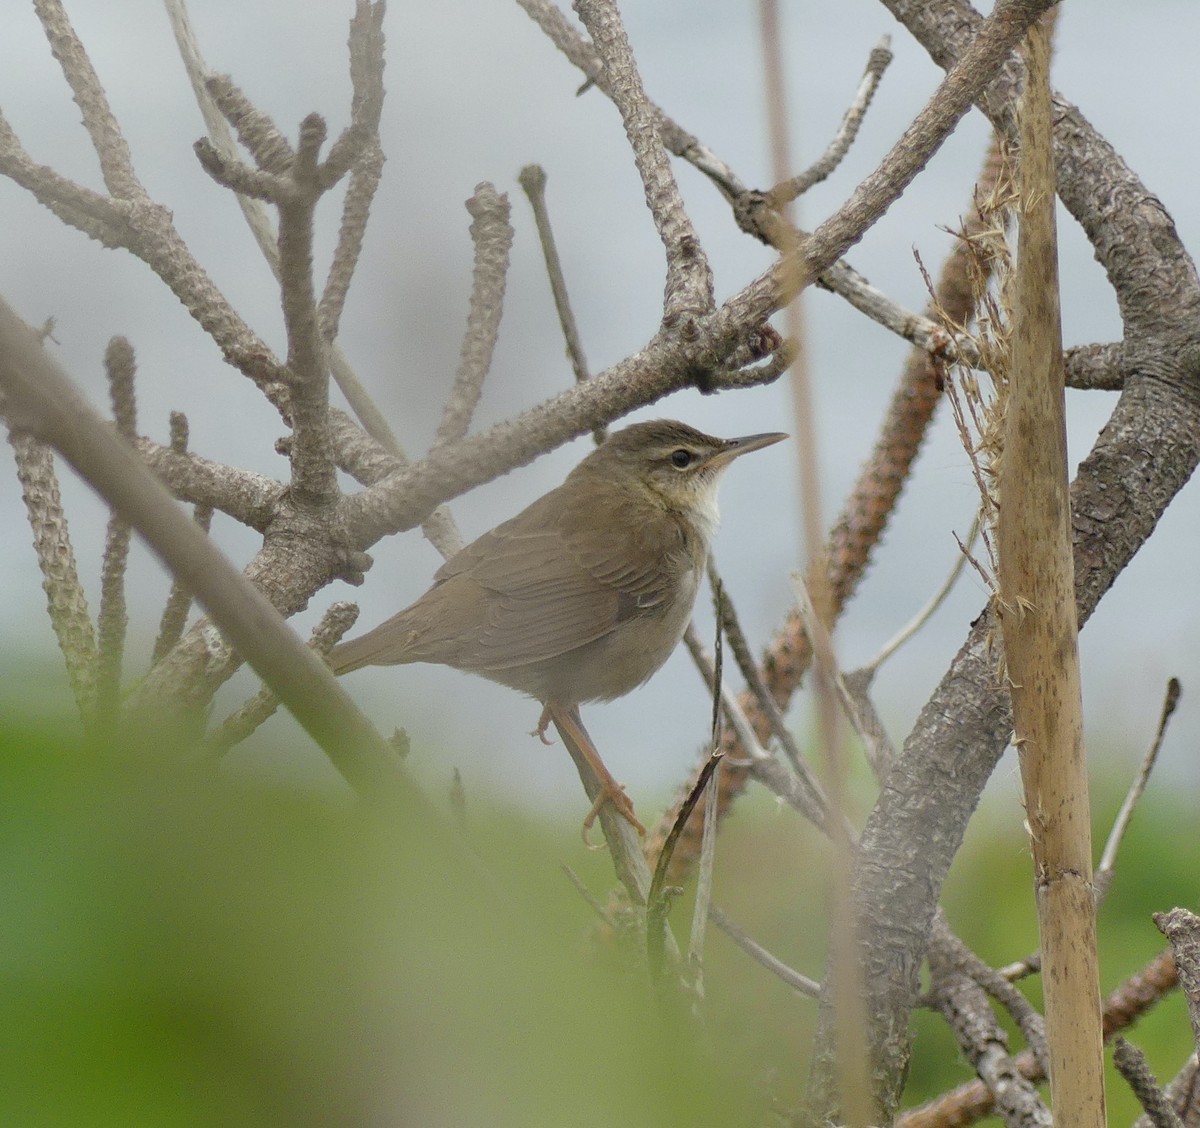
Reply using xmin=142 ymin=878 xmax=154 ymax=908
xmin=532 ymin=705 xmax=556 ymax=746
xmin=580 ymin=784 xmax=646 ymax=849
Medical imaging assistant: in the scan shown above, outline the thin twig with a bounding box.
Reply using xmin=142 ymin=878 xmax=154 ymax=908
xmin=929 ymin=910 xmax=1050 ymax=1076
xmin=648 ymin=748 xmax=723 ymax=963
xmin=320 ymin=143 xmax=384 ymax=342
xmin=687 ymin=755 xmax=722 ymax=989
xmin=860 ymin=514 xmax=979 ymax=677
xmin=2 ymin=49 xmax=285 ymax=397
xmin=819 ymin=256 xmax=982 ymax=368
xmin=514 ymin=0 xmax=751 ymax=204
xmin=682 ymin=625 xmax=831 ymax=830
xmin=318 ymin=1 xmax=387 ymax=332
xmin=204 ymin=73 xmax=295 ymax=174
xmin=516 ymin=0 xmax=995 ymax=378
xmin=318 ymin=0 xmax=387 ymax=188
xmin=709 ymin=559 xmax=808 ymax=779
xmin=708 ymin=904 xmax=820 ymax=997
xmin=94 ymin=337 xmax=138 ymax=734
xmin=685 ymin=591 xmax=725 ymax=998
xmin=998 ymin=953 xmax=1043 ymax=983
xmin=792 ymin=571 xmax=894 ymax=777
xmin=151 ymin=412 xmax=213 ymax=665
xmin=1094 ymin=678 xmax=1181 ymax=899
xmin=518 ymin=164 xmax=603 ymax=445
xmin=768 ymin=35 xmax=893 ymax=204
xmin=560 ymin=863 xmax=615 ymax=927
xmin=205 ymin=602 xmax=359 ymax=755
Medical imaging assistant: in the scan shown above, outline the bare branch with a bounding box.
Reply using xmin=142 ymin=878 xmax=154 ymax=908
xmin=327 ymin=409 xmax=464 ymax=559
xmin=822 ymin=255 xmax=982 ymax=366
xmin=0 ymin=110 xmax=132 ymax=245
xmin=769 ymin=35 xmax=894 ymax=205
xmin=1065 ymin=342 xmax=1125 ymax=390
xmin=1132 ymin=1055 xmax=1200 ymax=1128
xmin=1155 ymin=910 xmax=1200 ymax=1054
xmin=166 ymin=0 xmax=460 ymax=555
xmin=319 ymin=143 xmax=383 ymax=341
xmin=204 ymin=73 xmax=296 ymax=174
xmin=573 ymin=0 xmax=714 ymax=326
xmin=516 ymin=0 xmax=749 ymax=201
xmin=150 ymin=413 xmax=213 ymax=665
xmin=205 ymin=601 xmax=360 ymax=755
xmin=518 ymin=164 xmax=602 ymax=443
xmin=433 ymin=184 xmax=513 ymax=451
xmin=133 ymin=437 xmax=281 ymax=529
xmin=1114 ymin=1039 xmax=1185 ymax=1128
xmin=319 ymin=0 xmax=387 ymax=189
xmin=7 ymin=430 xmax=96 ymax=717
xmin=927 ymin=917 xmax=1052 ymax=1128
xmin=276 ymin=113 xmax=338 ymax=506
xmin=899 ymin=950 xmax=1180 ymax=1128
xmin=95 ymin=337 xmax=139 ymax=732
xmin=193 ymin=138 xmax=292 ymax=201
xmin=929 ymin=911 xmax=1049 ymax=1076
xmin=861 ymin=514 xmax=978 ymax=677
xmin=0 ymin=40 xmax=287 ymax=397
xmin=0 ymin=296 xmax=405 ymax=801
xmin=33 ymin=0 xmax=140 ymax=199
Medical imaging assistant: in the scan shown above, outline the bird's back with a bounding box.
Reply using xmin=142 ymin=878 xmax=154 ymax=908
xmin=329 ymin=470 xmax=707 ymax=702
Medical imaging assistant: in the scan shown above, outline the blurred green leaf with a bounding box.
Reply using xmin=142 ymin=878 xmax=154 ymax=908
xmin=0 ymin=717 xmax=756 ymax=1127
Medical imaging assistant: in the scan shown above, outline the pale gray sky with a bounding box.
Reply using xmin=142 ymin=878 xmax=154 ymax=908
xmin=2 ymin=2 xmax=1196 ymax=820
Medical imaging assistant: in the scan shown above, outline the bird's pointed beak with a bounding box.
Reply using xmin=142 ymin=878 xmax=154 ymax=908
xmin=705 ymin=430 xmax=788 ymax=469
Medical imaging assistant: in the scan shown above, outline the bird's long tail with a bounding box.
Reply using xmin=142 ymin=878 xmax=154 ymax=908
xmin=327 ymin=614 xmax=415 ymax=675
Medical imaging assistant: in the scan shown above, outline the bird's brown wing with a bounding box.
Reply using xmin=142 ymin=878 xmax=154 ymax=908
xmin=423 ymin=485 xmax=692 ymax=671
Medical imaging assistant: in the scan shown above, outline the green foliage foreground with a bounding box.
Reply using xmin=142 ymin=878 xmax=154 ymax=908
xmin=1 ymin=708 xmax=1193 ymax=1126
xmin=0 ymin=717 xmax=755 ymax=1128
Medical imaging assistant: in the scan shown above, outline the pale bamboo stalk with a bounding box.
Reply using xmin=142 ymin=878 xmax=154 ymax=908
xmin=996 ymin=20 xmax=1105 ymax=1128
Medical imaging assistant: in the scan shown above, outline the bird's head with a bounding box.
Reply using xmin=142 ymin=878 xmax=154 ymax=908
xmin=577 ymin=419 xmax=787 ymax=538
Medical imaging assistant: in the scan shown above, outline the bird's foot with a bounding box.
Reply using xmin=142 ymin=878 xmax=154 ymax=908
xmin=531 ymin=704 xmax=555 ymax=746
xmin=581 ymin=782 xmax=646 ymax=849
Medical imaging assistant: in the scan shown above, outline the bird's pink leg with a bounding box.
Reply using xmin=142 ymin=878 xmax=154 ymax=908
xmin=543 ymin=701 xmax=645 ymax=844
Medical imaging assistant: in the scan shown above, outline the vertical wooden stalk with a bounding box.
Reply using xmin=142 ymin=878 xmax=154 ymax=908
xmin=997 ymin=20 xmax=1106 ymax=1128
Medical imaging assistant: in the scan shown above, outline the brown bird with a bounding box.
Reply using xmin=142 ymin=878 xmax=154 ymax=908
xmin=330 ymin=419 xmax=786 ymax=837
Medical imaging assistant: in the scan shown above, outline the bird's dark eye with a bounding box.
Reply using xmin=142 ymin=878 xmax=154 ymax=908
xmin=670 ymin=448 xmax=693 ymax=469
